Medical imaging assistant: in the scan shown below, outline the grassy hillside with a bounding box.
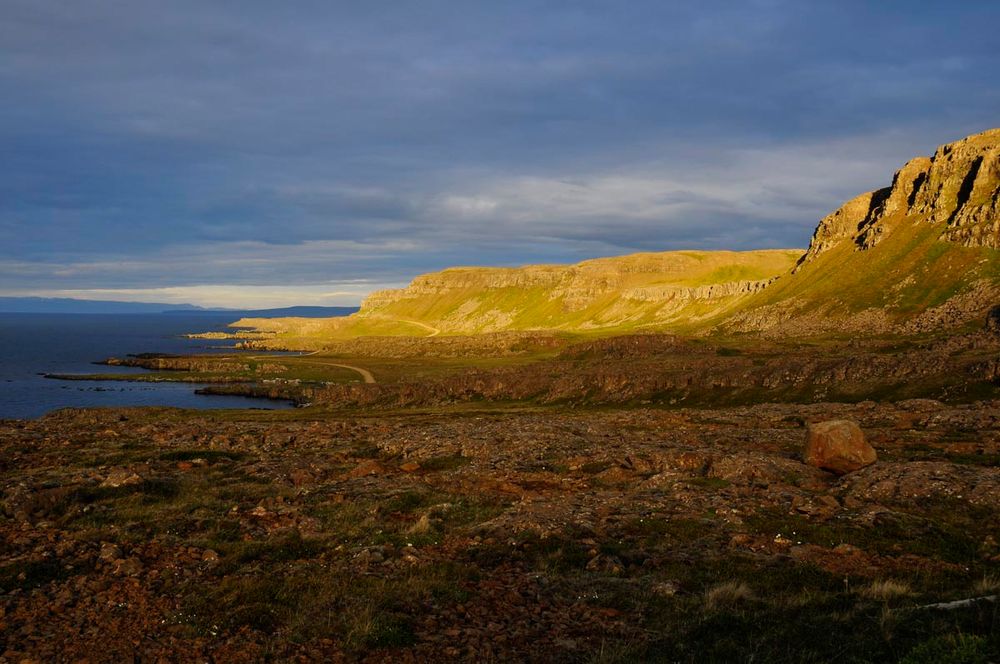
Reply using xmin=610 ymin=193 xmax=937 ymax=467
xmin=233 ymin=249 xmax=803 ymax=347
xmin=234 ymin=129 xmax=1000 ymax=346
xmin=715 ymin=216 xmax=1000 ymax=338
xmin=235 ymin=226 xmax=1000 ymax=347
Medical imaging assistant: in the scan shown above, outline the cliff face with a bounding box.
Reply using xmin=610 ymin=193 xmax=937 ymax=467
xmin=796 ymin=189 xmax=889 ymax=267
xmin=798 ymin=129 xmax=1000 ymax=268
xmin=725 ymin=129 xmax=1000 ymax=337
xmin=362 ymin=252 xmax=794 ymax=311
xmin=361 ymin=266 xmax=566 ymax=311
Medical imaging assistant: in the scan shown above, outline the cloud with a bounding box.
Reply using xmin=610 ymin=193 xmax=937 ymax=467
xmin=0 ymin=284 xmax=386 ymax=309
xmin=1 ymin=1 xmax=999 ymax=305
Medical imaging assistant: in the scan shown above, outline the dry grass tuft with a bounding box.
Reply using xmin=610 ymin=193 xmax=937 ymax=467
xmin=704 ymin=581 xmax=755 ymax=611
xmin=972 ymin=574 xmax=1000 ymax=595
xmin=407 ymin=513 xmax=433 ymax=535
xmin=861 ymin=579 xmax=913 ymax=600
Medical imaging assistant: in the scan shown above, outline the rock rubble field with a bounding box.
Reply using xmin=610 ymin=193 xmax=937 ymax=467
xmin=2 ymin=398 xmax=998 ymax=661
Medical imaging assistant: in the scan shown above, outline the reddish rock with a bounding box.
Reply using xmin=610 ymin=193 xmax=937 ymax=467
xmin=345 ymin=460 xmax=387 ymax=479
xmin=664 ymin=450 xmax=715 ymax=474
xmin=112 ymin=557 xmax=143 ymax=576
xmin=804 ymin=420 xmax=876 ymax=475
xmin=594 ymin=466 xmax=634 ymax=485
xmin=289 ymin=468 xmax=315 ymax=486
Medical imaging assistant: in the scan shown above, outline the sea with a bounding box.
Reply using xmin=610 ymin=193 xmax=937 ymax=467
xmin=0 ymin=312 xmax=298 ymax=419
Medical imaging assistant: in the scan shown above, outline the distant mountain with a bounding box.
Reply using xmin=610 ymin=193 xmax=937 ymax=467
xmin=163 ymin=306 xmax=359 ymax=318
xmin=0 ymin=298 xmax=359 ymax=318
xmin=0 ymin=297 xmax=203 ymax=314
xmin=233 ymin=128 xmax=1000 ymax=345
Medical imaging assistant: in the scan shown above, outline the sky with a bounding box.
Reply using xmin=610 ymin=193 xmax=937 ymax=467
xmin=2 ymin=1 xmax=999 ymax=307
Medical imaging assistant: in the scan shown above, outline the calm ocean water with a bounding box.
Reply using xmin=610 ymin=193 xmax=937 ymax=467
xmin=0 ymin=313 xmax=296 ymax=419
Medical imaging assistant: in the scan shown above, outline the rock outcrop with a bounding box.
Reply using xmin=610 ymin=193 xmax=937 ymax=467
xmin=796 ymin=189 xmax=889 ymax=267
xmin=622 ymin=278 xmax=776 ymax=302
xmin=362 ymin=252 xmax=798 ymax=314
xmin=728 ymin=129 xmax=1000 ymax=337
xmin=798 ymin=128 xmax=1000 ymax=266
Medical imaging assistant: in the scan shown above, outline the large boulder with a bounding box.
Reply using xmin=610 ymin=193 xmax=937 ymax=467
xmin=804 ymin=420 xmax=876 ymax=475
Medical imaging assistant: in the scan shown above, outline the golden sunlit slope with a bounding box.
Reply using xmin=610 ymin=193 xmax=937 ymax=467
xmin=232 ymin=249 xmax=802 ymax=346
xmin=718 ymin=128 xmax=1000 ymax=336
xmin=236 ymin=128 xmax=1000 ymax=346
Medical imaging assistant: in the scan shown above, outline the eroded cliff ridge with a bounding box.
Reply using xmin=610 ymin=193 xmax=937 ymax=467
xmin=354 ymin=249 xmax=799 ymax=334
xmin=798 ymin=128 xmax=1000 ymax=267
xmin=724 ymin=129 xmax=1000 ymax=336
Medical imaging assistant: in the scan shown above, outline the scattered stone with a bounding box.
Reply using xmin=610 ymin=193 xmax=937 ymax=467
xmin=594 ymin=467 xmax=634 ymax=485
xmin=833 ymin=543 xmax=863 ymax=556
xmin=100 ymin=470 xmax=143 ymax=488
xmin=651 ymin=580 xmax=680 ymax=597
xmin=804 ymin=420 xmax=876 ymax=475
xmin=4 ymin=397 xmax=1000 ymax=661
xmin=585 ymin=554 xmax=624 ymax=575
xmin=345 ymin=460 xmax=387 ymax=479
xmin=112 ymin=557 xmax=143 ymax=576
xmin=98 ymin=543 xmax=123 ymax=562
xmin=793 ymin=494 xmax=840 ymax=519
xmin=355 ymin=547 xmax=386 ymax=565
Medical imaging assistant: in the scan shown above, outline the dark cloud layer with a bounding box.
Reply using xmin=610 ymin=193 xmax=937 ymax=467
xmin=2 ymin=0 xmax=998 ymax=305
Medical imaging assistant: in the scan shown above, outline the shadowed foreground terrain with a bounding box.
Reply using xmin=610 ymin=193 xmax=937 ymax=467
xmin=2 ymin=400 xmax=999 ymax=662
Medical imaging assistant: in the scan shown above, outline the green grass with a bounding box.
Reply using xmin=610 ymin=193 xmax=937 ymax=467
xmin=745 ymin=505 xmax=994 ymax=565
xmin=725 ymin=216 xmax=1000 ymax=330
xmin=571 ymin=549 xmax=999 ymax=664
xmin=230 ymin=249 xmax=802 ymax=343
xmin=304 ymin=488 xmax=508 ymax=549
xmin=212 ymin=530 xmax=326 ymax=573
xmin=184 ymin=559 xmax=468 ymax=647
xmin=158 ymin=449 xmax=246 ymax=463
xmin=900 ymin=634 xmax=993 ymax=664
